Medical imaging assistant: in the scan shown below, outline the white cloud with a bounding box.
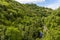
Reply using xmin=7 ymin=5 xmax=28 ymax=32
xmin=15 ymin=0 xmax=45 ymax=3
xmin=46 ymin=3 xmax=60 ymax=10
xmin=15 ymin=0 xmax=60 ymax=9
xmin=46 ymin=0 xmax=60 ymax=10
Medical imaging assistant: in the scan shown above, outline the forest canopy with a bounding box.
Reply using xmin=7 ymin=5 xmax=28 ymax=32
xmin=0 ymin=0 xmax=60 ymax=40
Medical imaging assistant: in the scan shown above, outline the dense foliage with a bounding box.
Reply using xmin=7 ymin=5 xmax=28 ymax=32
xmin=0 ymin=0 xmax=60 ymax=40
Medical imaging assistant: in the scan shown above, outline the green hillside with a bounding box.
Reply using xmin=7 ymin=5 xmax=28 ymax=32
xmin=0 ymin=0 xmax=60 ymax=40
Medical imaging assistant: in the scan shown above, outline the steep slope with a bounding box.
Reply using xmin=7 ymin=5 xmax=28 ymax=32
xmin=1 ymin=0 xmax=59 ymax=40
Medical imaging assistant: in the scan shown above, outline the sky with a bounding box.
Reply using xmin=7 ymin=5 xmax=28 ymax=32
xmin=15 ymin=0 xmax=60 ymax=9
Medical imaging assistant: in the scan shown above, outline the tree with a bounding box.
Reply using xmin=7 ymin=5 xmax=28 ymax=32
xmin=5 ymin=27 xmax=22 ymax=40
